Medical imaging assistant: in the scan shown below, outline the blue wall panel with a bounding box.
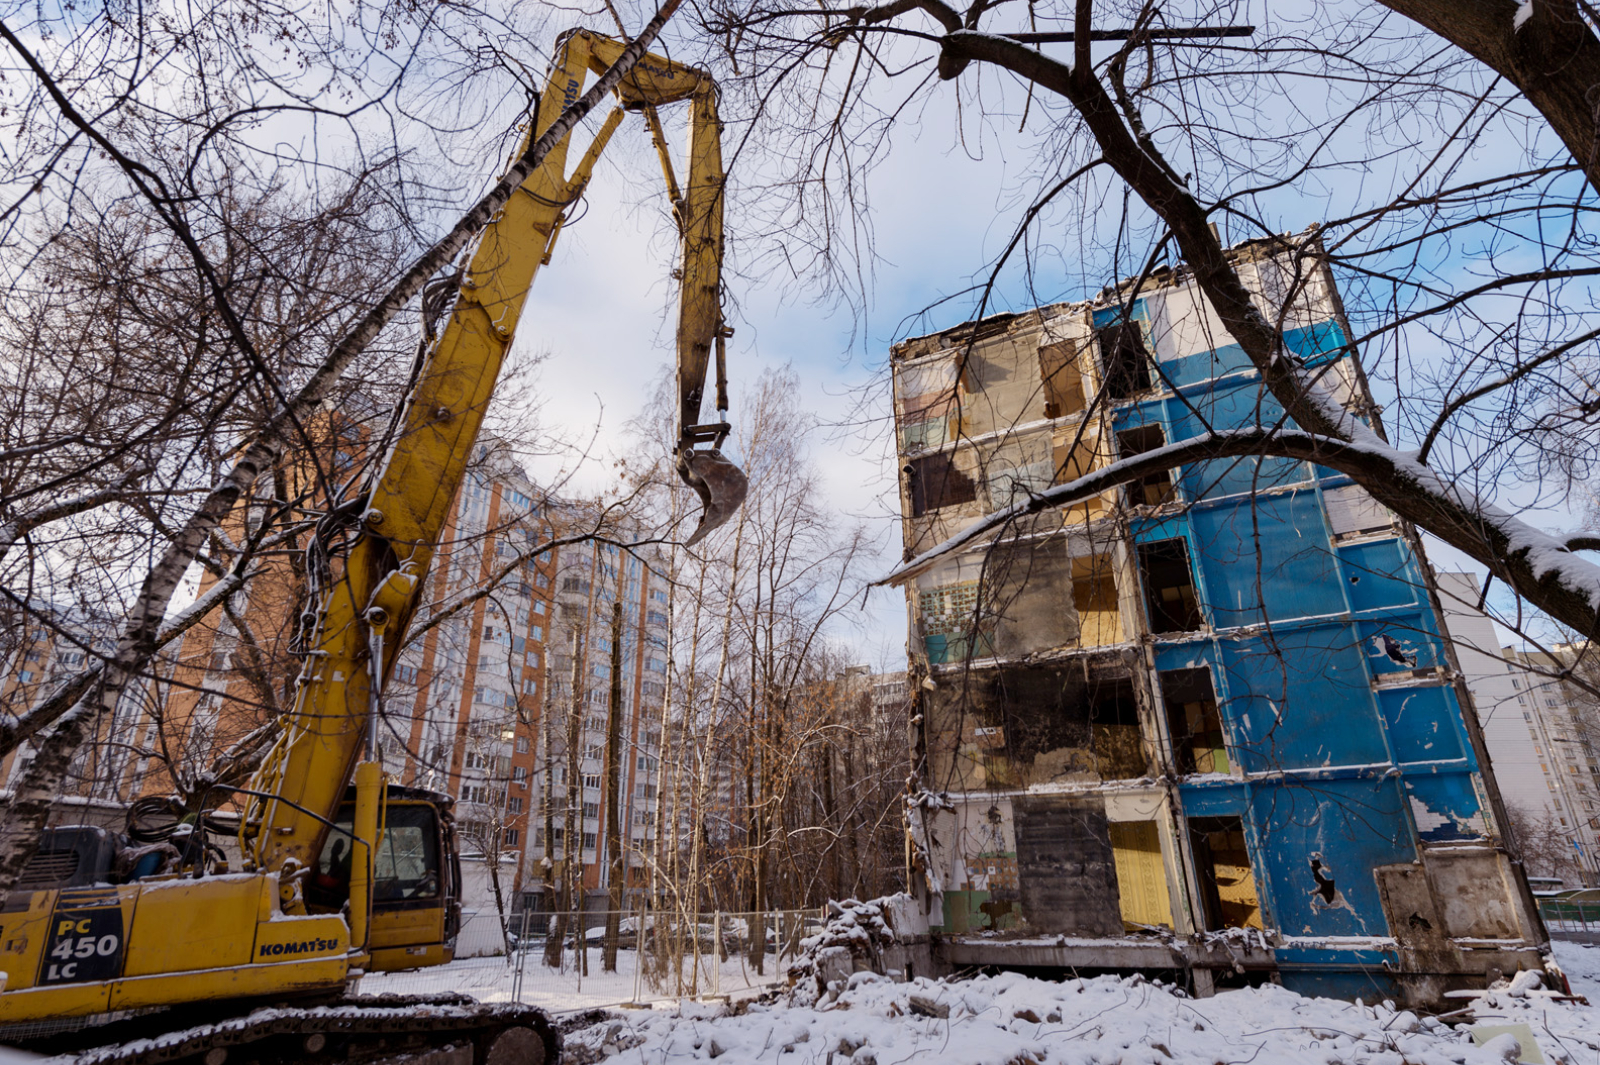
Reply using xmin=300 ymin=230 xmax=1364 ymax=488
xmin=1376 ymin=686 xmax=1465 ymax=764
xmin=1250 ymin=776 xmax=1414 ymax=937
xmin=1338 ymin=539 xmax=1419 ymax=613
xmin=1218 ymin=624 xmax=1389 ymax=773
xmin=1402 ymin=772 xmax=1488 ymax=842
xmin=1190 ymin=495 xmax=1344 ymax=627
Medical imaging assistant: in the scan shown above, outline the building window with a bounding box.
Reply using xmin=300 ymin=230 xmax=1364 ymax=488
xmin=18 ymin=670 xmax=31 ymax=683
xmin=1137 ymin=539 xmax=1203 ymax=633
xmin=1161 ymin=669 xmax=1229 ymax=775
xmin=1097 ymin=317 xmax=1153 ymax=399
xmin=1038 ymin=338 xmax=1087 ymax=418
xmin=394 ymin=664 xmax=420 ymax=684
xmin=1115 ymin=425 xmax=1175 ymax=506
xmin=583 ymin=773 xmax=602 ymax=790
xmin=904 ymin=452 xmax=979 ymax=517
xmin=582 ymin=802 xmax=599 ymax=818
xmin=1188 ymin=816 xmax=1262 ymax=931
xmin=507 ymin=797 xmax=524 ymax=815
xmin=504 ymin=828 xmax=520 ymax=846
xmin=582 ymin=832 xmax=597 ymax=850
xmin=515 ymin=735 xmax=530 ymax=753
xmin=512 ymin=766 xmax=528 ymax=784
xmin=1070 ymin=554 xmax=1121 ymax=646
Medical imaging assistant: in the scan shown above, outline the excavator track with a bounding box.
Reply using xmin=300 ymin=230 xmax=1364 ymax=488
xmin=9 ymin=994 xmax=561 ymax=1065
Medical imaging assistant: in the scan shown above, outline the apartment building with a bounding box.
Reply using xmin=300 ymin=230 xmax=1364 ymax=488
xmin=0 ymin=602 xmax=143 ymax=821
xmin=111 ymin=438 xmax=666 ymax=905
xmin=892 ymin=235 xmax=1543 ymax=1005
xmin=1504 ymin=642 xmax=1600 ymax=882
xmin=522 ymin=528 xmax=668 ymax=902
xmin=1434 ymin=574 xmax=1596 ymax=885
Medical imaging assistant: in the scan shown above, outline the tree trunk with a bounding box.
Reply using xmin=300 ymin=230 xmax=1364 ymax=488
xmin=602 ymin=600 xmax=625 ymax=972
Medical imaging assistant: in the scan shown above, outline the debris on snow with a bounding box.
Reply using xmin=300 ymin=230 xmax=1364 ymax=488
xmin=562 ymin=965 xmax=1600 ymax=1065
xmin=785 ymin=896 xmax=910 ymax=1004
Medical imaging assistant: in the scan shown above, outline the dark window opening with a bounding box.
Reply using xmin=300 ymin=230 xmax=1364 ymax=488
xmin=1038 ymin=340 xmax=1086 ymax=418
xmin=1116 ymin=425 xmax=1175 ymax=506
xmin=1137 ymin=538 xmax=1203 ymax=633
xmin=906 ymin=452 xmax=978 ymax=517
xmin=1159 ymin=668 xmax=1229 ymax=775
xmin=1188 ymin=816 xmax=1262 ymax=930
xmin=1097 ymin=319 xmax=1153 ymax=399
xmin=1089 ymin=676 xmax=1148 ymax=780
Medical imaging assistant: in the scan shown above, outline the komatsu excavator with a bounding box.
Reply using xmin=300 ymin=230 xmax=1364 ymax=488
xmin=0 ymin=28 xmax=744 ymax=1065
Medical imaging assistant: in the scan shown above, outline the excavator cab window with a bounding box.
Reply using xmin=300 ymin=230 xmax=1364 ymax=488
xmin=307 ymin=803 xmax=443 ymax=910
xmin=374 ymin=805 xmax=441 ymax=902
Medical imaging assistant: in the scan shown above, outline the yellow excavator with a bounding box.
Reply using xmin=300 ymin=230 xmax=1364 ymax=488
xmin=0 ymin=28 xmax=744 ymax=1065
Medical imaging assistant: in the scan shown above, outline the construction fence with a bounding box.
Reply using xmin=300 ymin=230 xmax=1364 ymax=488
xmin=354 ymin=906 xmax=826 ymax=1013
xmin=1539 ymin=897 xmax=1600 ymax=935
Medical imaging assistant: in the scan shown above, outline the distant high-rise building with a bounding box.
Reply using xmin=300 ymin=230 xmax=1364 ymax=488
xmin=1504 ymin=641 xmax=1600 ymax=883
xmin=111 ymin=440 xmax=666 ymax=907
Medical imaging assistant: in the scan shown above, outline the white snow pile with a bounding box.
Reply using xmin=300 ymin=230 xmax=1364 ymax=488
xmin=785 ymin=897 xmax=901 ymax=1006
xmin=564 ymin=967 xmax=1600 ymax=1065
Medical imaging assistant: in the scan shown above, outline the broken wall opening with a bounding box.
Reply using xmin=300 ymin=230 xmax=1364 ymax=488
xmin=1070 ymin=553 xmax=1122 ymax=647
xmin=1052 ymin=428 xmax=1113 ymax=523
xmin=925 ymin=659 xmax=1150 ymax=790
xmin=1159 ymin=668 xmax=1229 ymax=775
xmin=1038 ymin=337 xmax=1087 ymax=418
xmin=1089 ymin=675 xmax=1147 ymax=780
xmin=1115 ymin=424 xmax=1175 ymax=506
xmin=1097 ymin=318 xmax=1154 ymax=399
xmin=906 ymin=451 xmax=977 ymax=517
xmin=1138 ymin=538 xmax=1203 ymax=633
xmin=1189 ymin=816 xmax=1263 ymax=930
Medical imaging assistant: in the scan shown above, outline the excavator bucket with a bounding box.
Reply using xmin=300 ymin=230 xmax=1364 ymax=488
xmin=677 ymin=448 xmax=748 ymax=546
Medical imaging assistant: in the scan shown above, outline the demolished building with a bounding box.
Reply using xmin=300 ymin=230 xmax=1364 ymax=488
xmin=892 ymin=235 xmax=1547 ymax=1005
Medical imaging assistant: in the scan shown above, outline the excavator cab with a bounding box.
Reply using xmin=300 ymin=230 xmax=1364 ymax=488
xmin=306 ymin=784 xmax=463 ymax=972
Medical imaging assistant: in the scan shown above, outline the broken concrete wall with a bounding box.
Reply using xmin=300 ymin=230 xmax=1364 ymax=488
xmin=925 ymin=656 xmax=1152 ymax=793
xmin=893 ymin=238 xmax=1545 ymax=1006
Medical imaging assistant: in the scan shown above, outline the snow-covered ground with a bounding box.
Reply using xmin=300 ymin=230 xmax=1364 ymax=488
xmin=561 ymin=959 xmax=1600 ymax=1065
xmin=1553 ymin=939 xmax=1600 ymax=999
xmin=354 ymin=947 xmax=794 ymax=1013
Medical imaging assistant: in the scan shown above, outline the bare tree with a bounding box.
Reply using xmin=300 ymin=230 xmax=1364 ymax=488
xmin=0 ymin=0 xmax=688 ymax=903
xmin=690 ymin=0 xmax=1599 ymax=648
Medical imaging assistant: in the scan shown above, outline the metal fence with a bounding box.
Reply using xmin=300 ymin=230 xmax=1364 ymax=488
xmin=354 ymin=906 xmax=825 ymax=1013
xmin=1539 ymin=898 xmax=1600 ymax=933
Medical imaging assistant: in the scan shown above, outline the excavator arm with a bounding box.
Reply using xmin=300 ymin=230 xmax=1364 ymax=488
xmin=241 ymin=29 xmax=745 ymax=897
xmin=0 ymin=32 xmax=741 ymax=1062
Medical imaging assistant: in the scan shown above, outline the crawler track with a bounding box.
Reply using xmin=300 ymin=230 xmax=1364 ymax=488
xmin=7 ymin=994 xmax=560 ymax=1065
